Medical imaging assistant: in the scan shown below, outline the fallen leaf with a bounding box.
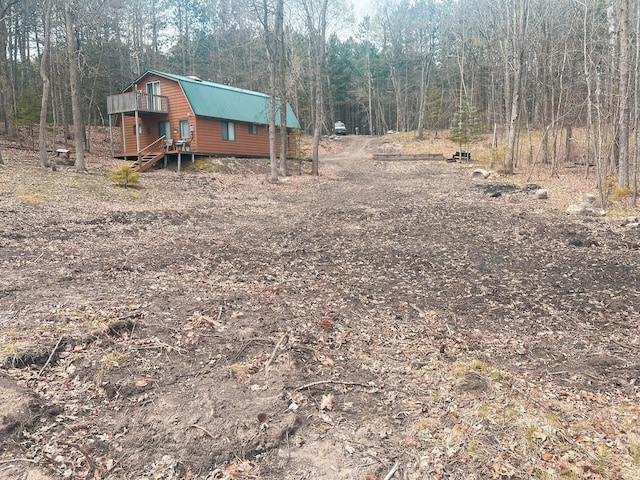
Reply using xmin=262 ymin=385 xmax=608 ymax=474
xmin=322 ymin=357 xmax=335 ymax=367
xmin=558 ymin=461 xmax=572 ymax=475
xmin=318 ymin=318 xmax=333 ymax=329
xmin=320 ymin=393 xmax=334 ymax=411
xmin=401 ymin=437 xmax=422 ymax=448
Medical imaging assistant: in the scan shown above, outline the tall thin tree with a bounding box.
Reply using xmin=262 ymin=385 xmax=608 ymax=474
xmin=504 ymin=0 xmax=529 ymax=174
xmin=0 ymin=0 xmax=19 ymax=137
xmin=632 ymin=0 xmax=639 ymax=206
xmin=276 ymin=0 xmax=288 ymax=176
xmin=64 ymin=0 xmax=86 ymax=171
xmin=38 ymin=0 xmax=53 ymax=168
xmin=300 ymin=0 xmax=329 ymax=176
xmin=260 ymin=0 xmax=279 ymax=182
xmin=617 ymin=0 xmax=630 ymax=187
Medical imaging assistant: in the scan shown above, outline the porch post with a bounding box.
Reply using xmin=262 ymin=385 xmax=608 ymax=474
xmin=134 ymin=110 xmax=140 ymax=153
xmin=108 ymin=114 xmax=114 ymax=158
xmin=121 ymin=113 xmax=126 ymax=155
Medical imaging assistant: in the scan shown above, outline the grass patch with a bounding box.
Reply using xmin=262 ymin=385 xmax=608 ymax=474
xmin=16 ymin=194 xmax=44 ymax=205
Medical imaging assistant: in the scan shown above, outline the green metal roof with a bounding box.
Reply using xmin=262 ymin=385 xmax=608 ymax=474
xmin=141 ymin=70 xmax=300 ymax=129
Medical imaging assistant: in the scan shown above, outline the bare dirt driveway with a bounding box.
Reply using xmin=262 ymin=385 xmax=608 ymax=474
xmin=1 ymin=135 xmax=640 ymax=480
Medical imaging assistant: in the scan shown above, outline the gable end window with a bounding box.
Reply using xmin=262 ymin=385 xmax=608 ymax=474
xmin=248 ymin=124 xmax=258 ymax=135
xmin=222 ymin=121 xmax=236 ymax=141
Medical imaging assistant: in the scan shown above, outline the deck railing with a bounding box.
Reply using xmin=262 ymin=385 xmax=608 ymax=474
xmin=107 ymin=92 xmax=169 ymax=115
xmin=139 ymin=136 xmax=166 ymax=157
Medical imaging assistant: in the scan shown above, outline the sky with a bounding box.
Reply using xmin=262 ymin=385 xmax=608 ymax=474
xmin=352 ymin=0 xmax=373 ymax=19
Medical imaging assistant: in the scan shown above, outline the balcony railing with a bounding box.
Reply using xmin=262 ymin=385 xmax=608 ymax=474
xmin=107 ymin=92 xmax=169 ymax=115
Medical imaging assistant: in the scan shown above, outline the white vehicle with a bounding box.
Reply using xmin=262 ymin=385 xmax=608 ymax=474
xmin=334 ymin=121 xmax=347 ymax=135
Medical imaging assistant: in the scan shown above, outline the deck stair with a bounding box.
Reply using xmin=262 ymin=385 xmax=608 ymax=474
xmin=133 ymin=152 xmax=165 ymax=172
xmin=132 ymin=136 xmax=168 ymax=172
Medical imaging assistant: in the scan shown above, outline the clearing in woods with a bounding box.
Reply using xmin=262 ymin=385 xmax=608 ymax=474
xmin=0 ymin=134 xmax=639 ymax=479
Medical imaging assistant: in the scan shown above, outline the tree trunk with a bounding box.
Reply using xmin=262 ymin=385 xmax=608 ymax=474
xmin=0 ymin=0 xmax=19 ymax=137
xmin=64 ymin=0 xmax=86 ymax=172
xmin=632 ymin=0 xmax=640 ymax=206
xmin=276 ymin=0 xmax=288 ymax=177
xmin=38 ymin=0 xmax=52 ymax=168
xmin=259 ymin=0 xmax=278 ymax=183
xmin=305 ymin=0 xmax=329 ymax=176
xmin=311 ymin=41 xmax=323 ymax=176
xmin=564 ymin=124 xmax=573 ymax=165
xmin=505 ymin=59 xmax=522 ymax=174
xmin=504 ymin=0 xmax=528 ymax=175
xmin=617 ymin=0 xmax=630 ymax=187
xmin=269 ymin=61 xmax=278 ymax=183
xmin=417 ymin=54 xmax=431 ymax=140
xmin=367 ymin=54 xmax=373 ymax=135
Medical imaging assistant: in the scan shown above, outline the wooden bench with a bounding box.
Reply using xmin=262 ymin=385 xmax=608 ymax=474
xmin=55 ymin=149 xmax=72 ymax=159
xmin=451 ymin=151 xmax=471 ymax=162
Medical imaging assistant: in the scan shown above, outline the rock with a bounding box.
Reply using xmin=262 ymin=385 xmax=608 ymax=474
xmin=535 ymin=189 xmax=548 ymax=199
xmin=582 ymin=193 xmax=596 ymax=205
xmin=472 ymin=169 xmax=490 ymax=179
xmin=567 ymin=193 xmax=606 ymax=216
xmin=566 ymin=204 xmax=586 ymax=215
xmin=625 ymin=222 xmax=640 ymax=229
xmin=625 ymin=216 xmax=638 ymax=224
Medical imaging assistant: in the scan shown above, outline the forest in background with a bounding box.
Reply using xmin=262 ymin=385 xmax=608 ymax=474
xmin=0 ymin=0 xmax=639 ymax=201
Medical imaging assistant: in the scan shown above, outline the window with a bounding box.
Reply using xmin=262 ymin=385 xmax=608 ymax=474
xmin=222 ymin=121 xmax=236 ymax=141
xmin=146 ymin=81 xmax=161 ymax=110
xmin=132 ymin=124 xmax=142 ymax=135
xmin=248 ymin=124 xmax=258 ymax=135
xmin=179 ymin=120 xmax=190 ymax=139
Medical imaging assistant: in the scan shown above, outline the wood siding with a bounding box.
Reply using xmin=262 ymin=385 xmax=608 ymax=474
xmin=120 ymin=74 xmax=191 ymax=156
xmin=195 ymin=118 xmax=292 ymax=157
xmin=116 ymin=73 xmax=297 ymax=159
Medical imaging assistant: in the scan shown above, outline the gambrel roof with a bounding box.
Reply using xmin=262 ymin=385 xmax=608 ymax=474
xmin=130 ymin=70 xmax=300 ymax=129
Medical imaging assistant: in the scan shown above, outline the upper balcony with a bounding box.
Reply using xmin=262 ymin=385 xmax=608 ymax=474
xmin=107 ymin=92 xmax=169 ymax=115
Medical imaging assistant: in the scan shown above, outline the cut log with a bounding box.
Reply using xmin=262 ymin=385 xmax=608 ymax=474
xmin=372 ymin=153 xmax=444 ymax=161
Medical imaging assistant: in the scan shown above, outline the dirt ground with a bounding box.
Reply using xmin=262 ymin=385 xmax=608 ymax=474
xmin=1 ymin=134 xmax=640 ymax=480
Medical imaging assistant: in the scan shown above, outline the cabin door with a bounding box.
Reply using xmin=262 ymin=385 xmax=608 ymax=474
xmin=158 ymin=121 xmax=170 ymax=141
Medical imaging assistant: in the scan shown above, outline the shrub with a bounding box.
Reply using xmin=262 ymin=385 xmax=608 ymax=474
xmin=605 ymin=177 xmax=633 ymax=202
xmin=109 ymin=163 xmax=140 ymax=188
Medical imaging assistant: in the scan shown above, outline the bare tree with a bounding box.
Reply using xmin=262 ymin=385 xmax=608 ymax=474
xmin=256 ymin=0 xmax=279 ymax=182
xmin=617 ymin=0 xmax=630 ymax=187
xmin=300 ymin=0 xmax=329 ymax=176
xmin=0 ymin=0 xmax=19 ymax=137
xmin=504 ymin=0 xmax=529 ymax=174
xmin=64 ymin=0 xmax=86 ymax=172
xmin=276 ymin=0 xmax=288 ymax=176
xmin=633 ymin=0 xmax=639 ymax=206
xmin=38 ymin=0 xmax=53 ymax=168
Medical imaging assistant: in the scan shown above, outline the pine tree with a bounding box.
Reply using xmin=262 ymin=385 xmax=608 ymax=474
xmin=449 ymin=97 xmax=483 ymax=155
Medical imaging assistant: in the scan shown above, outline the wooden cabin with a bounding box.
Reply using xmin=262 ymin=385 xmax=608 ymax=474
xmin=107 ymin=70 xmax=300 ymax=172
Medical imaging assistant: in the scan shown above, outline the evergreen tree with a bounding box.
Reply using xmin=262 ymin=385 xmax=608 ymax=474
xmin=449 ymin=97 xmax=483 ymax=154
